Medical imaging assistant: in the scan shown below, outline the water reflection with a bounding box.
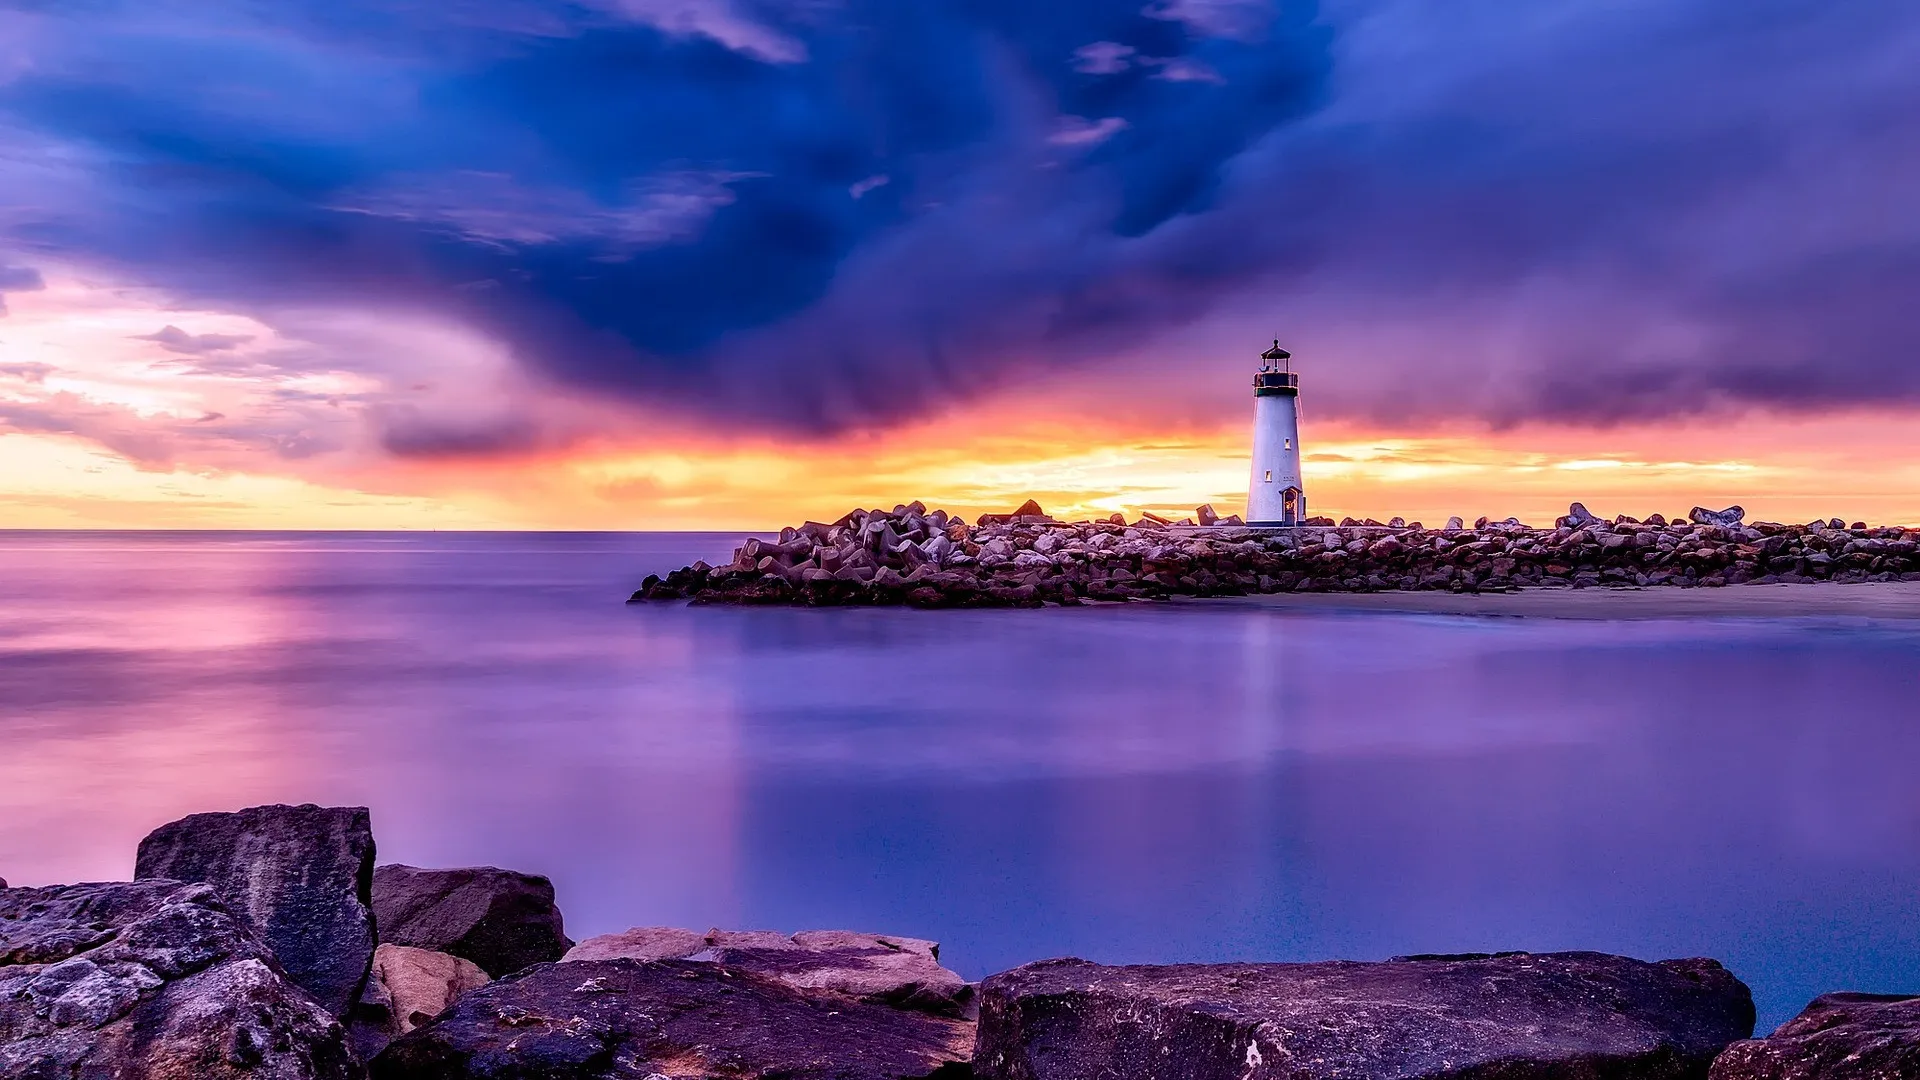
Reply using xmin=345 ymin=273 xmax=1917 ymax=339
xmin=0 ymin=531 xmax=1915 ymax=1028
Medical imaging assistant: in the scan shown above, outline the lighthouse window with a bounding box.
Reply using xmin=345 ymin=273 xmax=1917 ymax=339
xmin=1265 ymin=470 xmax=1272 ymax=482
xmin=1284 ymin=438 xmax=1292 ymax=450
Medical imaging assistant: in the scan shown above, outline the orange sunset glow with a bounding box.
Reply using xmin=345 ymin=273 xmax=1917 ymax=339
xmin=4 ymin=272 xmax=1917 ymax=530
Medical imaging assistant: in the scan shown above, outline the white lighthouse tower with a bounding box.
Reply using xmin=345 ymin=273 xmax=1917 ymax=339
xmin=1246 ymin=339 xmax=1306 ymax=526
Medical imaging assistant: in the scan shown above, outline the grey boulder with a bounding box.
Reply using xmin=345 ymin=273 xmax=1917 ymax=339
xmin=1691 ymin=506 xmax=1747 ymax=527
xmin=1709 ymin=992 xmax=1920 ymax=1080
xmin=135 ymin=803 xmax=377 ymax=1017
xmin=371 ymin=957 xmax=974 ymax=1080
xmin=370 ymin=864 xmax=571 ymax=978
xmin=348 ymin=943 xmax=490 ymax=1062
xmin=0 ymin=879 xmax=360 ymax=1079
xmin=975 ymin=951 xmax=1754 ymax=1080
xmin=563 ymin=926 xmax=973 ymax=1016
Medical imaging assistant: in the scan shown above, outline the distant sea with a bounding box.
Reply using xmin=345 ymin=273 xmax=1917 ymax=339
xmin=1 ymin=530 xmax=1916 ymax=1028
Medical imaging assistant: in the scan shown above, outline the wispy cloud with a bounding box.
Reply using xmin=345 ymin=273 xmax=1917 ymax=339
xmin=329 ymin=171 xmax=756 ymax=250
xmin=1073 ymin=41 xmax=1137 ymax=75
xmin=132 ymin=325 xmax=256 ymax=356
xmin=582 ymin=0 xmax=808 ymax=62
xmin=1049 ymin=115 xmax=1131 ymax=147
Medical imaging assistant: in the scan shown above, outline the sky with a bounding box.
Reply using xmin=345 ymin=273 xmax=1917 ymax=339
xmin=1 ymin=0 xmax=1917 ymax=529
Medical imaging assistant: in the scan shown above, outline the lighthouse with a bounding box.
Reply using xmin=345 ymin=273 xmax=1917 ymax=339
xmin=1246 ymin=340 xmax=1306 ymax=526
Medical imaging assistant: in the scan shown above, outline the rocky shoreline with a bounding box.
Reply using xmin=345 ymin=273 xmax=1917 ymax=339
xmin=628 ymin=500 xmax=1920 ymax=607
xmin=4 ymin=803 xmax=1915 ymax=1079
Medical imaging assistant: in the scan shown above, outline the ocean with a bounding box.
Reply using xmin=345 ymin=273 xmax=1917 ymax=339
xmin=1 ymin=529 xmax=1915 ymax=1028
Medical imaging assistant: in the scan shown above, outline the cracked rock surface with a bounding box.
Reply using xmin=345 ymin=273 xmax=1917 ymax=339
xmin=371 ymin=957 xmax=974 ymax=1080
xmin=974 ymin=951 xmax=1755 ymax=1080
xmin=136 ymin=803 xmax=377 ymax=1018
xmin=563 ymin=927 xmax=974 ymax=1017
xmin=1710 ymin=992 xmax=1920 ymax=1080
xmin=0 ymin=879 xmax=361 ymax=1079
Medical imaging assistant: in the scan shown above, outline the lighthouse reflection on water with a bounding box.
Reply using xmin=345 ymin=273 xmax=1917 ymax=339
xmin=1247 ymin=340 xmax=1307 ymax=526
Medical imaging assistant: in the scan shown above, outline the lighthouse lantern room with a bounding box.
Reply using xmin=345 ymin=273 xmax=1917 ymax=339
xmin=1246 ymin=339 xmax=1306 ymax=526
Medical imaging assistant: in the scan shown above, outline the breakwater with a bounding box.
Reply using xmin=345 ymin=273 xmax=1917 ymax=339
xmin=630 ymin=501 xmax=1920 ymax=607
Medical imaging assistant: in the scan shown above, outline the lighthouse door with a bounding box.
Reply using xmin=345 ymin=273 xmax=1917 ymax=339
xmin=1282 ymin=488 xmax=1300 ymax=524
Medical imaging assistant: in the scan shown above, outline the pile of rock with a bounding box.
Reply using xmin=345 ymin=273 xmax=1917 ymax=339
xmin=0 ymin=803 xmax=973 ymax=1079
xmin=5 ymin=802 xmax=1915 ymax=1079
xmin=630 ymin=500 xmax=1920 ymax=607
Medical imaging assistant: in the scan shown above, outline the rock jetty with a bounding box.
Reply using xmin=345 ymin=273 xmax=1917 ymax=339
xmin=5 ymin=802 xmax=1916 ymax=1079
xmin=630 ymin=501 xmax=1920 ymax=607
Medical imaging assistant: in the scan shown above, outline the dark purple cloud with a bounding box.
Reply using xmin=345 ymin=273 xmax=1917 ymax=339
xmin=0 ymin=0 xmax=1916 ymax=441
xmin=132 ymin=324 xmax=256 ymax=355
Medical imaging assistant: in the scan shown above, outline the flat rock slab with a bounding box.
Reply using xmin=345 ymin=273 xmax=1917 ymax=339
xmin=371 ymin=957 xmax=974 ymax=1080
xmin=976 ymin=951 xmax=1755 ymax=1080
xmin=0 ymin=879 xmax=360 ymax=1079
xmin=563 ymin=926 xmax=973 ymax=1016
xmin=1710 ymin=992 xmax=1920 ymax=1080
xmin=349 ymin=943 xmax=491 ymax=1062
xmin=373 ymin=864 xmax=572 ymax=978
xmin=136 ymin=803 xmax=377 ymax=1017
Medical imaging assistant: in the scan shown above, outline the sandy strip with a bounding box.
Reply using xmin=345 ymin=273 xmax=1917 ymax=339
xmin=1202 ymin=581 xmax=1920 ymax=621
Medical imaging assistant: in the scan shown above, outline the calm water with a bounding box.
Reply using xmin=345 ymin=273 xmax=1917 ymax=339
xmin=1 ymin=530 xmax=1916 ymax=1028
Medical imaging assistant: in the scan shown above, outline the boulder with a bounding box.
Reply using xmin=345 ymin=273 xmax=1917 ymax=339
xmin=135 ymin=803 xmax=376 ymax=1018
xmin=371 ymin=958 xmax=974 ymax=1080
xmin=975 ymin=951 xmax=1753 ymax=1080
xmin=1692 ymin=506 xmax=1747 ymax=527
xmin=978 ymin=500 xmax=1054 ymax=526
xmin=1560 ymin=502 xmax=1601 ymax=528
xmin=562 ymin=925 xmax=708 ymax=963
xmin=563 ymin=926 xmax=973 ymax=1017
xmin=1446 ymin=516 xmax=1465 ymax=531
xmin=348 ymin=943 xmax=489 ymax=1061
xmin=1709 ymin=992 xmax=1920 ymax=1080
xmin=372 ymin=864 xmax=570 ymax=979
xmin=1196 ymin=504 xmax=1219 ymax=526
xmin=0 ymin=879 xmax=361 ymax=1079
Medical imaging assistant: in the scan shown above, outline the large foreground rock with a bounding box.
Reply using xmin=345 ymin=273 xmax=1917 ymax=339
xmin=976 ymin=951 xmax=1754 ymax=1080
xmin=371 ymin=957 xmax=974 ymax=1079
xmin=1710 ymin=992 xmax=1920 ymax=1080
xmin=135 ymin=803 xmax=377 ymax=1017
xmin=563 ymin=926 xmax=973 ymax=1016
xmin=372 ymin=864 xmax=570 ymax=978
xmin=0 ymin=879 xmax=360 ymax=1079
xmin=348 ymin=943 xmax=490 ymax=1062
